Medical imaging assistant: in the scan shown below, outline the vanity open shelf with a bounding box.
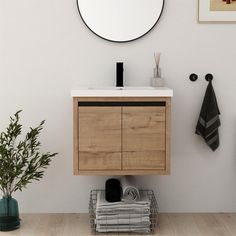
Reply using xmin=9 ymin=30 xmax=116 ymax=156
xmin=72 ymin=87 xmax=173 ymax=175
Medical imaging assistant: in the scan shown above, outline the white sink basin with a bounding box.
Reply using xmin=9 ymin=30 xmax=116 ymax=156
xmin=71 ymin=86 xmax=173 ymax=97
xmin=88 ymin=86 xmax=156 ymax=90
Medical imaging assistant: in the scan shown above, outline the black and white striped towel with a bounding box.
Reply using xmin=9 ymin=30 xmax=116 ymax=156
xmin=195 ymin=80 xmax=221 ymax=151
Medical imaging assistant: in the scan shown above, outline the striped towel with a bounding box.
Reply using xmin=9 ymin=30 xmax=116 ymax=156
xmin=195 ymin=80 xmax=221 ymax=151
xmin=96 ymin=190 xmax=150 ymax=215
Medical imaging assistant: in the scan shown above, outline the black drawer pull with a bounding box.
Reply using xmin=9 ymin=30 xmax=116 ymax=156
xmin=78 ymin=101 xmax=166 ymax=107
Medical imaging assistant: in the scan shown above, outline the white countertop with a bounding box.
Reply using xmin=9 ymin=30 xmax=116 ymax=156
xmin=71 ymin=87 xmax=173 ymax=97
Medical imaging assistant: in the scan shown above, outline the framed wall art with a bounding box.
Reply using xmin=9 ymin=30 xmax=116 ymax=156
xmin=199 ymin=0 xmax=236 ymax=22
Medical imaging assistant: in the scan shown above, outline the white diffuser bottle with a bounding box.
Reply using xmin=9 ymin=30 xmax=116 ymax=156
xmin=151 ymin=67 xmax=165 ymax=87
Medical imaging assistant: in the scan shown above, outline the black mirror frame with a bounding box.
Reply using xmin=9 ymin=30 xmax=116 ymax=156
xmin=76 ymin=0 xmax=165 ymax=43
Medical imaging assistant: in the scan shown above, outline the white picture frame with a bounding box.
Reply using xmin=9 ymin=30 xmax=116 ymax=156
xmin=199 ymin=0 xmax=236 ymax=22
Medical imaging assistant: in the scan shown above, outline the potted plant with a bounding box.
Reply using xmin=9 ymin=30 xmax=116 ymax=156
xmin=0 ymin=111 xmax=57 ymax=231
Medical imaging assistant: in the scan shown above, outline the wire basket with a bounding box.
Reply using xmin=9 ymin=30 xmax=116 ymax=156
xmin=89 ymin=189 xmax=159 ymax=235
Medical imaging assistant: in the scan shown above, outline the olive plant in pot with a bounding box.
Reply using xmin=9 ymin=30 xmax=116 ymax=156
xmin=0 ymin=111 xmax=57 ymax=231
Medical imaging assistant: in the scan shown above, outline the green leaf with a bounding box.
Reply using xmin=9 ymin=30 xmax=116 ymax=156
xmin=0 ymin=110 xmax=58 ymax=196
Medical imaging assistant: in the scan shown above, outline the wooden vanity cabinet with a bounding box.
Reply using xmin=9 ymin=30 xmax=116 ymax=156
xmin=73 ymin=97 xmax=171 ymax=175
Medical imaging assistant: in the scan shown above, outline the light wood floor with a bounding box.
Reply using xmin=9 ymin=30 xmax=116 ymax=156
xmin=2 ymin=213 xmax=236 ymax=236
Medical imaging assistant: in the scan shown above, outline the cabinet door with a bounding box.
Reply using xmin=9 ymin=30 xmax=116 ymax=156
xmin=78 ymin=106 xmax=122 ymax=170
xmin=122 ymin=106 xmax=166 ymax=170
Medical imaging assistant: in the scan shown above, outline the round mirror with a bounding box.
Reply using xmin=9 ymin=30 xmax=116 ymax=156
xmin=77 ymin=0 xmax=164 ymax=43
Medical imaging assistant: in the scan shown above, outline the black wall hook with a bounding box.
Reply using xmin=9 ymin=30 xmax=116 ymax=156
xmin=205 ymin=73 xmax=213 ymax=82
xmin=189 ymin=73 xmax=198 ymax=82
xmin=189 ymin=73 xmax=214 ymax=82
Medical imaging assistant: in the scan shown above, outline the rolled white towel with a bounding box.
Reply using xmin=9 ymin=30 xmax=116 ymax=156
xmin=121 ymin=176 xmax=140 ymax=201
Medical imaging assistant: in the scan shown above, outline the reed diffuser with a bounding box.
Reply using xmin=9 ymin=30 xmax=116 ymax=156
xmin=154 ymin=52 xmax=161 ymax=77
xmin=151 ymin=52 xmax=164 ymax=87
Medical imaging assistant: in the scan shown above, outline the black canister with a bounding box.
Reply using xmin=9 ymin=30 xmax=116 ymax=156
xmin=105 ymin=178 xmax=121 ymax=202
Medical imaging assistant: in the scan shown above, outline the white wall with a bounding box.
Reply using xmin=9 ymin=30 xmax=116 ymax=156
xmin=0 ymin=0 xmax=236 ymax=213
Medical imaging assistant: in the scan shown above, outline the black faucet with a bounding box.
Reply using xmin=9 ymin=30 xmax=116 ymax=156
xmin=116 ymin=62 xmax=124 ymax=87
